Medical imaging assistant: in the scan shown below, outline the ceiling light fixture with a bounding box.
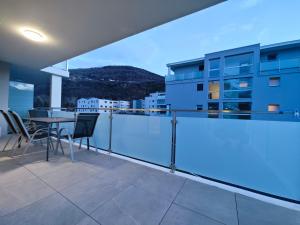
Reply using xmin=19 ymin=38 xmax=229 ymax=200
xmin=20 ymin=28 xmax=47 ymax=42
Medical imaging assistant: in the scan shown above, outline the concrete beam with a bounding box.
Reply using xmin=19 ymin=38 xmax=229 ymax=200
xmin=0 ymin=62 xmax=10 ymax=136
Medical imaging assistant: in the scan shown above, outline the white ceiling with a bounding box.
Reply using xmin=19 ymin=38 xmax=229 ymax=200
xmin=0 ymin=0 xmax=224 ymax=69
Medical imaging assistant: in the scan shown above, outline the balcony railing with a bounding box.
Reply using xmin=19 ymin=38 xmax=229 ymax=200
xmin=165 ymin=71 xmax=203 ymax=81
xmin=41 ymin=107 xmax=300 ymax=203
xmin=260 ymin=58 xmax=300 ymax=72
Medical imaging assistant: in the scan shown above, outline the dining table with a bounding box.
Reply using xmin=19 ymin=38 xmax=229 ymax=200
xmin=28 ymin=117 xmax=75 ymax=161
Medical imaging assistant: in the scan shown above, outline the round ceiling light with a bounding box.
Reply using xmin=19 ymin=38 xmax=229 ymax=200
xmin=20 ymin=28 xmax=47 ymax=42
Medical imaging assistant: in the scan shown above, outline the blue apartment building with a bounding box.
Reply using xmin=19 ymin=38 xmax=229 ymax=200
xmin=165 ymin=40 xmax=300 ymax=121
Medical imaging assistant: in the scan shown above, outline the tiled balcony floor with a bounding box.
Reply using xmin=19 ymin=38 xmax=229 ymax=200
xmin=0 ymin=136 xmax=300 ymax=225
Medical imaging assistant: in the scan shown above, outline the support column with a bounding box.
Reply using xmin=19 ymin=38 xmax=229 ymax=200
xmin=0 ymin=62 xmax=10 ymax=136
xmin=50 ymin=75 xmax=62 ymax=109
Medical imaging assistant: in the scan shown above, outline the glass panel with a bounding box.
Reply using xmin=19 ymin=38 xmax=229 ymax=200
xmin=9 ymin=81 xmax=34 ymax=118
xmin=224 ymin=78 xmax=252 ymax=90
xmin=209 ymin=58 xmax=220 ymax=78
xmin=165 ymin=71 xmax=204 ymax=81
xmin=111 ymin=114 xmax=172 ymax=166
xmin=269 ymin=77 xmax=280 ymax=87
xmin=280 ymin=58 xmax=300 ymax=70
xmin=224 ymin=65 xmax=254 ymax=76
xmin=225 ymin=53 xmax=254 ymax=67
xmin=208 ymin=102 xmax=219 ymax=118
xmin=208 ymin=81 xmax=220 ymax=99
xmin=224 ymin=53 xmax=254 ymax=76
xmin=260 ymin=60 xmax=279 ymax=71
xmin=223 ymin=114 xmax=251 ymax=119
xmin=223 ymin=102 xmax=251 ymax=111
xmin=175 ymin=117 xmax=300 ymax=200
xmin=268 ymin=104 xmax=280 ymax=112
xmin=224 ymin=90 xmax=252 ymax=98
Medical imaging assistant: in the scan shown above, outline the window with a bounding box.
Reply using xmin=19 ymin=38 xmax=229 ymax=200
xmin=268 ymin=104 xmax=280 ymax=112
xmin=269 ymin=77 xmax=280 ymax=87
xmin=197 ymin=83 xmax=203 ymax=91
xmin=199 ymin=64 xmax=204 ymax=71
xmin=224 ymin=78 xmax=252 ymax=98
xmin=196 ymin=105 xmax=203 ymax=110
xmin=208 ymin=102 xmax=219 ymax=118
xmin=208 ymin=81 xmax=220 ymax=99
xmin=267 ymin=53 xmax=277 ymax=61
xmin=223 ymin=102 xmax=251 ymax=111
xmin=223 ymin=102 xmax=252 ymax=119
xmin=224 ymin=52 xmax=254 ymax=76
xmin=209 ymin=58 xmax=220 ymax=77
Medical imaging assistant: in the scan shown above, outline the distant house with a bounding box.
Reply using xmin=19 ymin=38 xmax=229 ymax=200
xmin=77 ymin=98 xmax=130 ymax=113
xmin=144 ymin=92 xmax=167 ymax=115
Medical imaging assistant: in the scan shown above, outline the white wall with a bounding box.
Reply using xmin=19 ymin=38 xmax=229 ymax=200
xmin=50 ymin=75 xmax=62 ymax=109
xmin=0 ymin=62 xmax=10 ymax=136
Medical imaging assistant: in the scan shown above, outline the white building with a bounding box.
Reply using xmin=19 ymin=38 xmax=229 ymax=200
xmin=77 ymin=98 xmax=130 ymax=113
xmin=144 ymin=92 xmax=167 ymax=115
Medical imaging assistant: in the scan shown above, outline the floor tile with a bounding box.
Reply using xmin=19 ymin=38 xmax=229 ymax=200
xmin=0 ymin=176 xmax=54 ymax=216
xmin=75 ymin=216 xmax=100 ymax=225
xmin=134 ymin=168 xmax=185 ymax=202
xmin=0 ymin=193 xmax=86 ymax=225
xmin=236 ymin=194 xmax=300 ymax=225
xmin=39 ymin=162 xmax=98 ymax=190
xmin=175 ymin=180 xmax=238 ymax=225
xmin=160 ymin=204 xmax=224 ymax=225
xmin=91 ymin=200 xmax=138 ymax=225
xmin=60 ymin=176 xmax=122 ymax=214
xmin=92 ymin=185 xmax=171 ymax=225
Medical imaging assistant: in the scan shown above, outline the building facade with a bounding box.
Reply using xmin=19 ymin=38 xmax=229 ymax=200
xmin=144 ymin=92 xmax=167 ymax=115
xmin=77 ymin=98 xmax=130 ymax=113
xmin=165 ymin=40 xmax=300 ymax=121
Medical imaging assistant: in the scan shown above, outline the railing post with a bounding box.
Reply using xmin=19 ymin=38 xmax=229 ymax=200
xmin=108 ymin=109 xmax=113 ymax=153
xmin=170 ymin=110 xmax=177 ymax=173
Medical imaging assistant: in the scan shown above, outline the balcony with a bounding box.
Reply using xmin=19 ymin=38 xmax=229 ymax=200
xmin=165 ymin=71 xmax=203 ymax=82
xmin=260 ymin=58 xmax=300 ymax=73
xmin=1 ymin=130 xmax=300 ymax=225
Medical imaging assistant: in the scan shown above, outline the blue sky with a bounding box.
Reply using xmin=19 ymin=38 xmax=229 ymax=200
xmin=69 ymin=0 xmax=300 ymax=76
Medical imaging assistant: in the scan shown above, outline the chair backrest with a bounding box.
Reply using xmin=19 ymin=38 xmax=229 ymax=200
xmin=9 ymin=110 xmax=30 ymax=140
xmin=73 ymin=113 xmax=99 ymax=139
xmin=28 ymin=109 xmax=49 ymax=118
xmin=28 ymin=109 xmax=49 ymax=128
xmin=0 ymin=110 xmax=18 ymax=134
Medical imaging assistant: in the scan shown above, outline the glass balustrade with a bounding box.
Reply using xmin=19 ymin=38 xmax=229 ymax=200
xmin=50 ymin=108 xmax=300 ymax=202
xmin=260 ymin=58 xmax=300 ymax=72
xmin=165 ymin=71 xmax=203 ymax=81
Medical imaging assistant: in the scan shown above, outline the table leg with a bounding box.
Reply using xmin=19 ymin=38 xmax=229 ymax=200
xmin=47 ymin=124 xmax=50 ymax=161
xmin=55 ymin=122 xmax=60 ymax=154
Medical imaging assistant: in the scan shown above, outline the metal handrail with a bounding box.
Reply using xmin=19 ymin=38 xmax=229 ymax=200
xmin=35 ymin=107 xmax=299 ymax=115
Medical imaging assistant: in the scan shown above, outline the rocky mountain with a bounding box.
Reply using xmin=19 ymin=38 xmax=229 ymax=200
xmin=61 ymin=66 xmax=165 ymax=107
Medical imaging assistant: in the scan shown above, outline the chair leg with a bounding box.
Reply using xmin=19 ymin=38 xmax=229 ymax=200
xmin=21 ymin=141 xmax=32 ymax=157
xmin=79 ymin=138 xmax=82 ymax=149
xmin=17 ymin=136 xmax=22 ymax=148
xmin=92 ymin=136 xmax=99 ymax=153
xmin=11 ymin=136 xmax=23 ymax=157
xmin=67 ymin=134 xmax=74 ymax=162
xmin=59 ymin=140 xmax=65 ymax=155
xmin=2 ymin=135 xmax=13 ymax=152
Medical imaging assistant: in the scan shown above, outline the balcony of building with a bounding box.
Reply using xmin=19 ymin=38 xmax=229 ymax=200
xmin=165 ymin=71 xmax=204 ymax=82
xmin=260 ymin=58 xmax=300 ymax=74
